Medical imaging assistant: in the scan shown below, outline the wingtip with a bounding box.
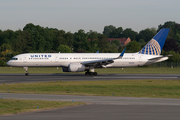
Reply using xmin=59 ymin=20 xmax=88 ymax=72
xmin=114 ymin=48 xmax=126 ymax=59
xmin=120 ymin=48 xmax=126 ymax=57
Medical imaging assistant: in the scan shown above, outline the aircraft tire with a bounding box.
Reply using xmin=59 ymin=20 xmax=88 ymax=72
xmin=85 ymin=72 xmax=89 ymax=76
xmin=93 ymin=72 xmax=97 ymax=76
xmin=85 ymin=72 xmax=97 ymax=76
xmin=89 ymin=72 xmax=94 ymax=76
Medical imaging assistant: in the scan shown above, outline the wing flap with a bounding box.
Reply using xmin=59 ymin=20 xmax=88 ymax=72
xmin=82 ymin=58 xmax=114 ymax=67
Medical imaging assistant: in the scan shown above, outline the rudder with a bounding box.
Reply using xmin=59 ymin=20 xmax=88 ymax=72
xmin=138 ymin=28 xmax=170 ymax=55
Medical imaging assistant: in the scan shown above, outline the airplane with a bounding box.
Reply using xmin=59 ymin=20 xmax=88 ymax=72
xmin=7 ymin=28 xmax=170 ymax=76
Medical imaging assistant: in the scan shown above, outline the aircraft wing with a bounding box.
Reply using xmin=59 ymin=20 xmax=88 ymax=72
xmin=81 ymin=49 xmax=126 ymax=67
xmin=81 ymin=58 xmax=114 ymax=67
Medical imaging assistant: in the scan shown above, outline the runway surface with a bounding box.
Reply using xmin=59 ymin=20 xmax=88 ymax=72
xmin=0 ymin=73 xmax=180 ymax=84
xmin=1 ymin=93 xmax=180 ymax=120
xmin=1 ymin=74 xmax=180 ymax=120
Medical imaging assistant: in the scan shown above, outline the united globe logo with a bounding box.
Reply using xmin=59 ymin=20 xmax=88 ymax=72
xmin=139 ymin=39 xmax=161 ymax=55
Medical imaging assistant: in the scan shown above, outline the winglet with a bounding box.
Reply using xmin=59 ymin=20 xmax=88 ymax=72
xmin=114 ymin=48 xmax=126 ymax=59
xmin=120 ymin=48 xmax=126 ymax=57
xmin=96 ymin=50 xmax=99 ymax=53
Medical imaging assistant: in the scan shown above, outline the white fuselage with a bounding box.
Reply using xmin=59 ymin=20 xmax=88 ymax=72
xmin=7 ymin=53 xmax=168 ymax=68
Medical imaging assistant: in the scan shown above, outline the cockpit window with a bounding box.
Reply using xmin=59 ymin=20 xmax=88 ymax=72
xmin=11 ymin=58 xmax=18 ymax=60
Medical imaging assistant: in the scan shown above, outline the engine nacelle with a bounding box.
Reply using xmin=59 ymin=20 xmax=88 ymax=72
xmin=68 ymin=63 xmax=85 ymax=72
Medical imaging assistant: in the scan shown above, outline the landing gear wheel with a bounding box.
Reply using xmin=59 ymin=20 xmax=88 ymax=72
xmin=93 ymin=72 xmax=97 ymax=76
xmin=89 ymin=72 xmax=93 ymax=76
xmin=85 ymin=72 xmax=98 ymax=76
xmin=85 ymin=72 xmax=89 ymax=76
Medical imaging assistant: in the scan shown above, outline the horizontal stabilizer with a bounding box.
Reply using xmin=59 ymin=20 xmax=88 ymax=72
xmin=148 ymin=55 xmax=171 ymax=61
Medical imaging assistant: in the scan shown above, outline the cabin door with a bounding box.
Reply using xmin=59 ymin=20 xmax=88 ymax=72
xmin=55 ymin=56 xmax=58 ymax=62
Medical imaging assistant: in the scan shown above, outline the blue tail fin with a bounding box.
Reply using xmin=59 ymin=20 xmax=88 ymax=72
xmin=138 ymin=28 xmax=170 ymax=55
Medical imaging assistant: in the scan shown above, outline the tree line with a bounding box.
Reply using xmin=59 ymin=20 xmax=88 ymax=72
xmin=0 ymin=21 xmax=180 ymax=66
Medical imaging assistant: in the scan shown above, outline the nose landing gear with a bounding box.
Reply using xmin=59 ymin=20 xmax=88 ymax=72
xmin=23 ymin=67 xmax=29 ymax=76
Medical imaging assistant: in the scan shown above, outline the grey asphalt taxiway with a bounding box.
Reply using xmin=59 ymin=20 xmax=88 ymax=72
xmin=0 ymin=73 xmax=180 ymax=84
xmin=1 ymin=93 xmax=180 ymax=120
xmin=1 ymin=74 xmax=180 ymax=120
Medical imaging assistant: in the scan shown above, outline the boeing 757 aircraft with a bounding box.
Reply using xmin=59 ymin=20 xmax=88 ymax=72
xmin=7 ymin=28 xmax=170 ymax=76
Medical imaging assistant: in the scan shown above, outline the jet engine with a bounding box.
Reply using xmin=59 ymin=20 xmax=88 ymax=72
xmin=62 ymin=63 xmax=86 ymax=72
xmin=69 ymin=63 xmax=85 ymax=72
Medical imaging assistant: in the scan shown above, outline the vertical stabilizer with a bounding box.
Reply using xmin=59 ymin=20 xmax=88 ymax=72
xmin=138 ymin=28 xmax=170 ymax=55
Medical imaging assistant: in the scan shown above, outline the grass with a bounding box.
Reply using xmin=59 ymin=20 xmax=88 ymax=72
xmin=1 ymin=80 xmax=180 ymax=98
xmin=1 ymin=67 xmax=179 ymax=115
xmin=0 ymin=67 xmax=180 ymax=74
xmin=96 ymin=67 xmax=180 ymax=74
xmin=0 ymin=98 xmax=84 ymax=115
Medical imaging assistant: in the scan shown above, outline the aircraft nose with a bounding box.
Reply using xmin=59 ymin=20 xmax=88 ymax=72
xmin=6 ymin=61 xmax=11 ymax=66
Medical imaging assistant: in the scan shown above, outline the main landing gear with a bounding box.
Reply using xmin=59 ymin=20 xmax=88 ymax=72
xmin=85 ymin=66 xmax=97 ymax=76
xmin=23 ymin=67 xmax=29 ymax=76
xmin=85 ymin=71 xmax=97 ymax=76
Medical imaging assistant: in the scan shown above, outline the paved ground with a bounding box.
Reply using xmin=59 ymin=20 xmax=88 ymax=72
xmin=0 ymin=73 xmax=180 ymax=84
xmin=1 ymin=105 xmax=180 ymax=120
xmin=1 ymin=74 xmax=180 ymax=120
xmin=1 ymin=93 xmax=180 ymax=120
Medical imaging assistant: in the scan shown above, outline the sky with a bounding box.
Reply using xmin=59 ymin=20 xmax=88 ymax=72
xmin=0 ymin=0 xmax=180 ymax=33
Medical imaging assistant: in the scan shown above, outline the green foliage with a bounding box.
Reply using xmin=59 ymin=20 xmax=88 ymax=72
xmin=103 ymin=25 xmax=116 ymax=38
xmin=103 ymin=26 xmax=137 ymax=40
xmin=57 ymin=44 xmax=71 ymax=53
xmin=87 ymin=30 xmax=99 ymax=52
xmin=110 ymin=27 xmax=123 ymax=38
xmin=108 ymin=43 xmax=118 ymax=53
xmin=175 ymin=33 xmax=180 ymax=43
xmin=0 ymin=60 xmax=6 ymax=66
xmin=138 ymin=39 xmax=146 ymax=48
xmin=97 ymin=34 xmax=110 ymax=53
xmin=122 ymin=28 xmax=138 ymax=40
xmin=165 ymin=51 xmax=180 ymax=62
xmin=158 ymin=21 xmax=180 ymax=39
xmin=111 ymin=40 xmax=120 ymax=47
xmin=158 ymin=21 xmax=176 ymax=31
xmin=0 ymin=21 xmax=180 ymax=65
xmin=126 ymin=40 xmax=141 ymax=53
xmin=137 ymin=28 xmax=156 ymax=42
xmin=163 ymin=38 xmax=180 ymax=52
xmin=73 ymin=29 xmax=91 ymax=52
xmin=64 ymin=32 xmax=74 ymax=48
xmin=0 ymin=43 xmax=11 ymax=51
xmin=0 ymin=43 xmax=13 ymax=65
